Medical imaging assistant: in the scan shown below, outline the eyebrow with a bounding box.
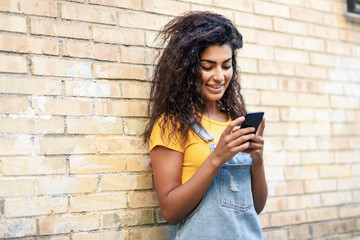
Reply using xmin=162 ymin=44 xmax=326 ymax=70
xmin=200 ymin=58 xmax=232 ymax=64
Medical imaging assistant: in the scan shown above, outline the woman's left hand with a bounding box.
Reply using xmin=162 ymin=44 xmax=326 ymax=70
xmin=244 ymin=117 xmax=265 ymax=165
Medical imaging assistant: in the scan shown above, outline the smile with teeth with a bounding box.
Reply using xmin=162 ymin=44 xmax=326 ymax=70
xmin=206 ymin=83 xmax=224 ymax=89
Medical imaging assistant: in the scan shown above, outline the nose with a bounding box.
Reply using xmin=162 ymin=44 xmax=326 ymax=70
xmin=213 ymin=66 xmax=225 ymax=82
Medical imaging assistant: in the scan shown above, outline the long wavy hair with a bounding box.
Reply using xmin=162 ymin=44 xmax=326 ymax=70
xmin=143 ymin=11 xmax=247 ymax=145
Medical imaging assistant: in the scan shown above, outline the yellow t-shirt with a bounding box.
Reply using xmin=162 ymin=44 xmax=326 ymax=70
xmin=149 ymin=115 xmax=231 ymax=184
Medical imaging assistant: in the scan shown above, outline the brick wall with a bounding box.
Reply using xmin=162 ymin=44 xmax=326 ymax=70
xmin=0 ymin=0 xmax=359 ymax=239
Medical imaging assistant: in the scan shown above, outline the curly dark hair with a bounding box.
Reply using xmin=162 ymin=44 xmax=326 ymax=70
xmin=143 ymin=11 xmax=247 ymax=145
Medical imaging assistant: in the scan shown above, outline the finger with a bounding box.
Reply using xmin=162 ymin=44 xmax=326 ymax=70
xmin=256 ymin=117 xmax=265 ymax=136
xmin=224 ymin=117 xmax=245 ymax=135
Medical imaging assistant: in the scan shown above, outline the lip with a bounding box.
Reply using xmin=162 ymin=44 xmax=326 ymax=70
xmin=205 ymin=83 xmax=224 ymax=93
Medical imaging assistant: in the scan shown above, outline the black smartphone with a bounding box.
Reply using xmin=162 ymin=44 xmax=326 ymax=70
xmin=240 ymin=112 xmax=264 ymax=134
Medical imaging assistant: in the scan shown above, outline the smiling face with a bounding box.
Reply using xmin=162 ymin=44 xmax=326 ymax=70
xmin=200 ymin=44 xmax=233 ymax=106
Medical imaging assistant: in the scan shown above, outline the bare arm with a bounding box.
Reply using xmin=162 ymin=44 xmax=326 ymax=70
xmin=245 ymin=118 xmax=268 ymax=214
xmin=151 ymin=117 xmax=256 ymax=225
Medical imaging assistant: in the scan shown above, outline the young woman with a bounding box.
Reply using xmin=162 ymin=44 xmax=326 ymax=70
xmin=143 ymin=11 xmax=267 ymax=239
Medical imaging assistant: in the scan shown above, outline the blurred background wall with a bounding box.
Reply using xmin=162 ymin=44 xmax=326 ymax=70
xmin=0 ymin=0 xmax=359 ymax=239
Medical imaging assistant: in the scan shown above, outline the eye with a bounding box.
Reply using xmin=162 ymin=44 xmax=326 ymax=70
xmin=201 ymin=66 xmax=212 ymax=71
xmin=222 ymin=65 xmax=232 ymax=69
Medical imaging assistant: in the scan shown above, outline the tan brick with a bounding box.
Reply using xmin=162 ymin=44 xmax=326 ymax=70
xmin=0 ymin=13 xmax=27 ymax=33
xmin=0 ymin=0 xmax=57 ymax=17
xmin=0 ymin=96 xmax=28 ymax=114
xmin=322 ymin=191 xmax=353 ymax=206
xmin=306 ymin=207 xmax=338 ymax=222
xmin=336 ymin=151 xmax=360 ymax=164
xmin=274 ymin=18 xmax=307 ymax=35
xmin=0 ymin=219 xmax=36 ymax=238
xmin=31 ymin=56 xmax=93 ymax=78
xmin=315 ymin=109 xmax=346 ymax=122
xmin=237 ymin=58 xmax=257 ymax=73
xmin=126 ymin=155 xmax=151 ymax=172
xmin=37 ymin=176 xmax=97 ymax=194
xmin=128 ymin=191 xmax=158 ymax=208
xmin=318 ymin=136 xmax=350 ymax=151
xmin=264 ymin=122 xmax=298 ymax=136
xmin=275 ymin=48 xmax=309 ymax=64
xmin=264 ymin=137 xmax=283 ymax=151
xmin=339 ymin=205 xmax=360 ymax=218
xmin=270 ymin=210 xmax=305 ymax=227
xmin=36 ymin=137 xmax=96 ymax=155
xmin=121 ymin=46 xmax=154 ymax=64
xmin=263 ymin=197 xmax=286 ymax=213
xmin=73 ymin=231 xmax=127 ymax=240
xmin=337 ymin=177 xmax=360 ymax=191
xmin=0 ymin=178 xmax=34 ymax=197
xmin=0 ymin=54 xmax=27 ymax=73
xmin=0 ymin=76 xmax=63 ymax=95
xmin=70 ymin=193 xmax=127 ymax=212
xmin=339 ymin=29 xmax=360 ymax=43
xmin=0 ymin=137 xmax=32 ymax=156
xmin=4 ymin=196 xmax=67 ymax=218
xmin=284 ymin=166 xmax=319 ymax=180
xmin=241 ymin=43 xmax=274 ymax=60
xmin=288 ymin=224 xmax=311 ymax=240
xmin=124 ymin=118 xmax=148 ymax=136
xmin=93 ymin=63 xmax=146 ymax=80
xmin=234 ymin=12 xmax=272 ymax=30
xmin=33 ymin=97 xmax=92 ymax=116
xmin=70 ymin=155 xmax=126 ymax=174
xmin=96 ymin=137 xmax=147 ymax=154
xmin=258 ymin=60 xmax=294 ymax=76
xmin=1 ymin=157 xmax=66 ymax=175
xmin=62 ymin=41 xmax=118 ymax=61
xmin=67 ymin=117 xmax=123 ymax=134
xmin=287 ymin=194 xmax=322 ymax=210
xmin=290 ymin=6 xmax=323 ymax=23
xmin=329 ymin=68 xmax=358 ymax=82
xmin=320 ymin=165 xmax=351 ymax=178
xmin=331 ymin=96 xmax=359 ymax=109
xmin=30 ymin=19 xmax=89 ymax=39
xmin=89 ymin=0 xmax=142 ymax=9
xmin=264 ymin=151 xmax=301 ymax=166
xmin=65 ymin=80 xmax=121 ymax=98
xmin=328 ymin=219 xmax=357 ymax=235
xmin=310 ymin=52 xmax=341 ymax=68
xmin=264 ymin=166 xmax=285 ymax=182
xmin=241 ymin=75 xmax=277 ymax=90
xmin=261 ymin=91 xmax=297 ymax=107
xmin=254 ymin=1 xmax=289 ymax=18
xmin=0 ymin=116 xmax=64 ymax=134
xmin=326 ymin=40 xmax=353 ymax=56
xmin=92 ymin=26 xmax=144 ymax=45
xmin=293 ymin=36 xmax=325 ymax=52
xmin=39 ymin=214 xmax=99 ymax=235
xmin=334 ymin=123 xmax=360 ymax=136
xmin=61 ymin=3 xmax=116 ymax=24
xmin=301 ymin=151 xmax=334 ymax=165
xmin=118 ymin=9 xmax=169 ymax=30
xmin=306 ymin=0 xmax=340 ymax=13
xmin=258 ymin=213 xmax=269 ymax=228
xmin=0 ymin=34 xmax=58 ymax=55
xmin=299 ymin=122 xmax=332 ymax=136
xmin=102 ymin=209 xmax=154 ymax=228
xmin=100 ymin=173 xmax=152 ymax=191
xmin=280 ymin=108 xmax=314 ymax=121
xmin=122 ymin=82 xmax=150 ymax=99
xmin=295 ymin=64 xmax=328 ymax=80
xmin=262 ymin=228 xmax=288 ymax=239
xmin=129 ymin=226 xmax=169 ymax=240
xmin=308 ymin=23 xmax=339 ymax=40
xmin=268 ymin=181 xmax=304 ymax=196
xmin=143 ymin=0 xmax=190 ymax=15
xmin=95 ymin=100 xmax=147 ymax=117
xmin=298 ymin=93 xmax=330 ymax=108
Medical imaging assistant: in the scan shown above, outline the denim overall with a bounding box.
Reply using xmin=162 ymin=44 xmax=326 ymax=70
xmin=169 ymin=121 xmax=263 ymax=240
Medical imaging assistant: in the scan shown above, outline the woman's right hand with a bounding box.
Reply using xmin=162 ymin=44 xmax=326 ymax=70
xmin=211 ymin=117 xmax=256 ymax=167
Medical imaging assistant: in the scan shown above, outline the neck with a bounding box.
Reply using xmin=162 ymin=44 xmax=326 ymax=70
xmin=204 ymin=100 xmax=228 ymax=122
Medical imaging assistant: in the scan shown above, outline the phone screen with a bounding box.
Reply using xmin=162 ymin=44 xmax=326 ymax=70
xmin=240 ymin=112 xmax=264 ymax=134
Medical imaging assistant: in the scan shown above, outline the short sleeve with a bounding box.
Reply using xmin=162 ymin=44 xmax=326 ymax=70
xmin=149 ymin=118 xmax=185 ymax=153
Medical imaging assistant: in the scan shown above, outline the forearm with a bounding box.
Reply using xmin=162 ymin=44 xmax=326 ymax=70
xmin=158 ymin=154 xmax=221 ymax=225
xmin=251 ymin=160 xmax=268 ymax=214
